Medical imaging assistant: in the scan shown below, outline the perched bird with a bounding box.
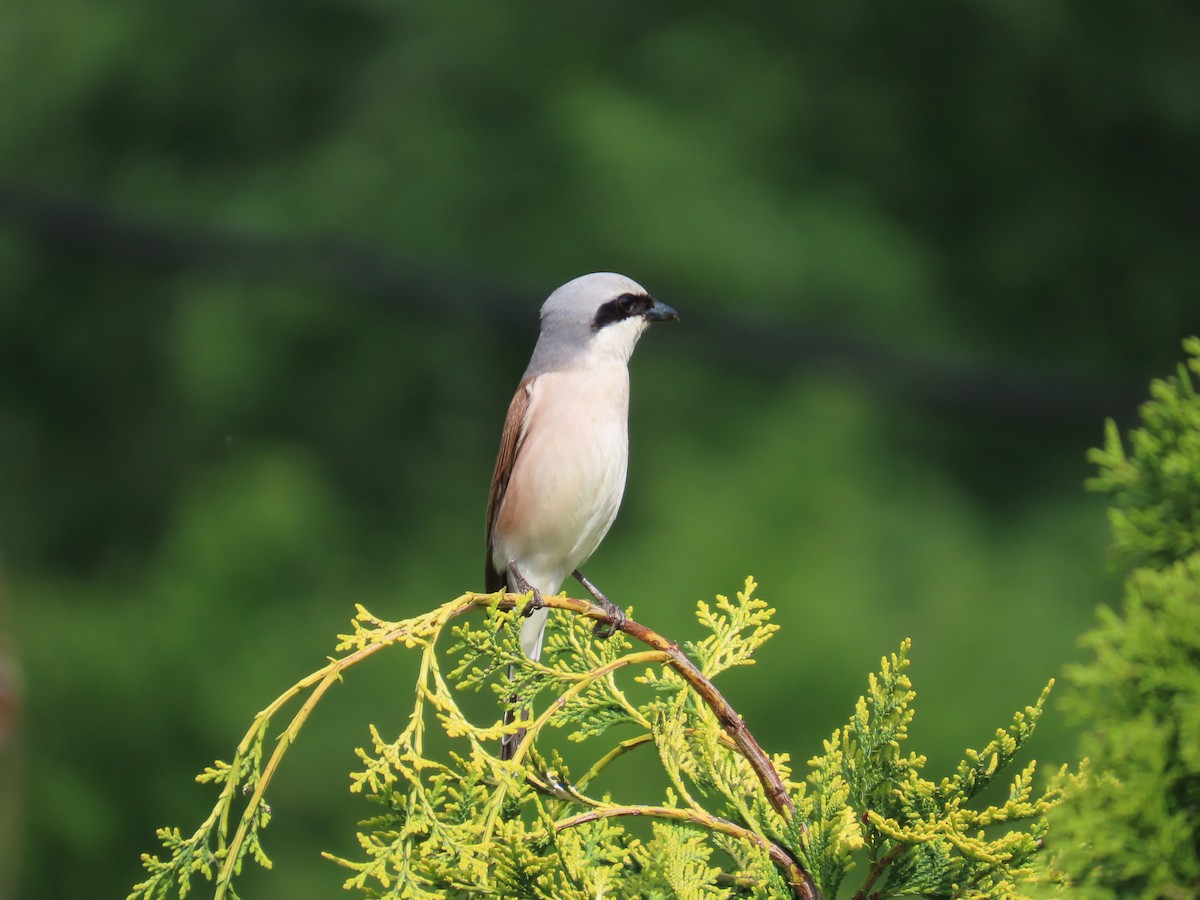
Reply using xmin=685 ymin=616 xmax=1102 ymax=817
xmin=485 ymin=272 xmax=679 ymax=756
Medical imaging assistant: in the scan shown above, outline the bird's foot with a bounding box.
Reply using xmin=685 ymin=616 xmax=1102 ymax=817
xmin=507 ymin=561 xmax=545 ymax=618
xmin=520 ymin=592 xmax=545 ymax=619
xmin=590 ymin=596 xmax=626 ymax=639
xmin=573 ymin=568 xmax=627 ymax=639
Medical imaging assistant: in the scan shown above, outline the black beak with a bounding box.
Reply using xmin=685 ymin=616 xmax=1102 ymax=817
xmin=644 ymin=299 xmax=680 ymax=322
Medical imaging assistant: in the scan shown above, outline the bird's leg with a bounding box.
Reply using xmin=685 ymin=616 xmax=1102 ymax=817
xmin=573 ymin=568 xmax=626 ymax=638
xmin=507 ymin=561 xmax=544 ymax=618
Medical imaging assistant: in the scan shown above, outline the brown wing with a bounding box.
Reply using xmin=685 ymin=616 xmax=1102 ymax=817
xmin=485 ymin=375 xmax=534 ymax=592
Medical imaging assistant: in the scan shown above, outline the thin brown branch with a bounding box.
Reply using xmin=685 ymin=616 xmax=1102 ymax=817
xmin=629 ymin=618 xmax=795 ymax=818
xmin=475 ymin=592 xmax=796 ymax=820
xmin=557 ymin=804 xmax=814 ymax=900
xmin=854 ymin=842 xmax=906 ymax=900
xmin=467 ymin=590 xmax=819 ymax=899
xmin=575 ymin=733 xmax=655 ymax=794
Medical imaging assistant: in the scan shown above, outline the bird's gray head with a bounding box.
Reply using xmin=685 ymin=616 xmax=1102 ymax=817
xmin=527 ymin=272 xmax=679 ymax=373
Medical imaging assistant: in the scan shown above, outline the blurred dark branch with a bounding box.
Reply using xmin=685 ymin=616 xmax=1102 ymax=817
xmin=0 ymin=178 xmax=1146 ymax=425
xmin=0 ymin=177 xmax=523 ymax=329
xmin=705 ymin=314 xmax=1145 ymax=425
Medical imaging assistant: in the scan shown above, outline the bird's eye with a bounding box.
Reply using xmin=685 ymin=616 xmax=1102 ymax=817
xmin=591 ymin=292 xmax=651 ymax=331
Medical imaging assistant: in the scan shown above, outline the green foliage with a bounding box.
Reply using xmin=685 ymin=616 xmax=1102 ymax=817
xmin=130 ymin=579 xmax=1070 ymax=899
xmin=1048 ymin=338 xmax=1200 ymax=898
xmin=802 ymin=645 xmax=1069 ymax=900
xmin=1087 ymin=336 xmax=1200 ymax=570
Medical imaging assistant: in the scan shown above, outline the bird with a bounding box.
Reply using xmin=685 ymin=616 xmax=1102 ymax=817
xmin=485 ymin=272 xmax=679 ymax=757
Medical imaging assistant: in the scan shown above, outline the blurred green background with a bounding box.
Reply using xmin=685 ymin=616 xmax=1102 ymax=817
xmin=1 ymin=1 xmax=1198 ymax=897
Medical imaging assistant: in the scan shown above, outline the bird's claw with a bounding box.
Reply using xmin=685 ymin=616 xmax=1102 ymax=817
xmin=507 ymin=561 xmax=544 ymax=618
xmin=590 ymin=596 xmax=626 ymax=639
xmin=520 ymin=589 xmax=545 ymax=619
xmin=572 ymin=568 xmax=625 ymax=639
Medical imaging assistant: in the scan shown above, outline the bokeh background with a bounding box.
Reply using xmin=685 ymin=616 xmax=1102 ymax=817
xmin=2 ymin=2 xmax=1198 ymax=897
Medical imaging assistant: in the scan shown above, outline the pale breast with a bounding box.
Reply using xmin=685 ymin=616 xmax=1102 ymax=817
xmin=493 ymin=365 xmax=631 ymax=582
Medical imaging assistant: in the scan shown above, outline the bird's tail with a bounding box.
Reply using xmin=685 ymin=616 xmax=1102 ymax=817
xmin=501 ymin=609 xmax=550 ymax=760
xmin=500 ymin=661 xmax=529 ymax=761
xmin=519 ymin=606 xmax=550 ymax=659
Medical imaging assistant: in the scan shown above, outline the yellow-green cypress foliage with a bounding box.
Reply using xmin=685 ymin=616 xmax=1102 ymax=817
xmin=130 ymin=578 xmax=1072 ymax=899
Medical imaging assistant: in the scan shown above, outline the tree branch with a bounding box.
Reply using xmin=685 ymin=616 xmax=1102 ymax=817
xmin=854 ymin=842 xmax=905 ymax=900
xmin=473 ymin=589 xmax=822 ymax=900
xmin=556 ymin=804 xmax=816 ymax=900
xmin=472 ymin=591 xmax=797 ymax=821
xmin=0 ymin=177 xmax=1146 ymax=425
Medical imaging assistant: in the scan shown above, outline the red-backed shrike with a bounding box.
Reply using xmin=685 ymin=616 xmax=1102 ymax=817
xmin=484 ymin=273 xmax=678 ymax=756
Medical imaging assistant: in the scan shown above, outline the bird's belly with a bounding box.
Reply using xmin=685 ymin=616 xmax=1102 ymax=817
xmin=495 ymin=415 xmax=628 ymax=587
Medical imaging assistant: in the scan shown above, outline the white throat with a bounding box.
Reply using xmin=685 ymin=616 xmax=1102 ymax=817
xmin=528 ymin=315 xmax=648 ymax=376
